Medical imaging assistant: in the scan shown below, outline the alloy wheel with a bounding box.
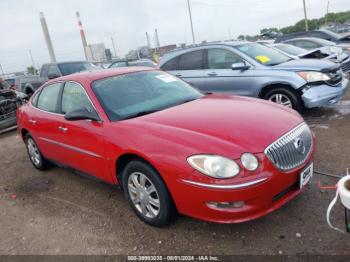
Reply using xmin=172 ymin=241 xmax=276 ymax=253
xmin=27 ymin=138 xmax=41 ymax=166
xmin=268 ymin=93 xmax=293 ymax=108
xmin=127 ymin=172 xmax=160 ymax=218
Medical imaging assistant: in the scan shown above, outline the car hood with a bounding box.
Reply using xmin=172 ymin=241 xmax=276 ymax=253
xmin=129 ymin=95 xmax=304 ymax=153
xmin=273 ymin=58 xmax=339 ymax=72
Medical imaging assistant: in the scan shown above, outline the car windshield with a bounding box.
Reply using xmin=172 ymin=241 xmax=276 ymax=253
xmin=274 ymin=44 xmax=306 ymax=56
xmin=58 ymin=62 xmax=95 ymax=75
xmin=92 ymin=71 xmax=203 ymax=121
xmin=236 ymin=43 xmax=292 ymax=66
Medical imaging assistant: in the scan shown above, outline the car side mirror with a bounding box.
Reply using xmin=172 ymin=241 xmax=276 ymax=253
xmin=231 ymin=62 xmax=250 ymax=71
xmin=64 ymin=107 xmax=100 ymax=122
xmin=48 ymin=74 xmax=60 ymax=80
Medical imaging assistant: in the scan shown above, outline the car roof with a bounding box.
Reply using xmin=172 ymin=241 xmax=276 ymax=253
xmin=52 ymin=67 xmax=156 ymax=83
xmin=283 ymin=37 xmax=324 ymax=42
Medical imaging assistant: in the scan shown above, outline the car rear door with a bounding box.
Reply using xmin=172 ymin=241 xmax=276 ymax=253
xmin=29 ymin=82 xmax=66 ymax=163
xmin=162 ymin=49 xmax=208 ymax=88
xmin=200 ymin=47 xmax=256 ymax=96
xmin=55 ymin=81 xmax=110 ymax=181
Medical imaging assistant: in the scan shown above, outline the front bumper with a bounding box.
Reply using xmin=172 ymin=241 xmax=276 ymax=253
xmin=301 ymin=78 xmax=349 ymax=108
xmin=169 ymin=152 xmax=315 ymax=224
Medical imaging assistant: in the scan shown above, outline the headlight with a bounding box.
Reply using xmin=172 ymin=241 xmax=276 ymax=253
xmin=187 ymin=155 xmax=240 ymax=179
xmin=297 ymin=71 xmax=330 ymax=83
xmin=240 ymin=153 xmax=259 ymax=171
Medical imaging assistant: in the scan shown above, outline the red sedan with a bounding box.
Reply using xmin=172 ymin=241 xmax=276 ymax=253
xmin=17 ymin=68 xmax=315 ymax=226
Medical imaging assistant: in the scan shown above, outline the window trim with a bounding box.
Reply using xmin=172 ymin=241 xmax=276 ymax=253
xmin=35 ymin=82 xmax=64 ymax=115
xmin=59 ymin=81 xmax=102 ymax=121
xmin=32 ymin=80 xmax=101 ymax=121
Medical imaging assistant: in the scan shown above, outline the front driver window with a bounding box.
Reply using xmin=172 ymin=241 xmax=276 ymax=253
xmin=61 ymin=82 xmax=94 ymax=114
xmin=208 ymin=48 xmax=243 ymax=69
xmin=36 ymin=83 xmax=61 ymax=113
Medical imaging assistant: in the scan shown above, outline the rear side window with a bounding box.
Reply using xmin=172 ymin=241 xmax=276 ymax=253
xmin=31 ymin=90 xmax=41 ymax=107
xmin=293 ymin=40 xmax=321 ymax=49
xmin=207 ymin=49 xmax=243 ymax=69
xmin=37 ymin=83 xmax=61 ymax=113
xmin=178 ymin=50 xmax=205 ymax=70
xmin=161 ymin=57 xmax=179 ymax=71
xmin=61 ymin=82 xmax=94 ymax=114
xmin=48 ymin=65 xmax=61 ymax=76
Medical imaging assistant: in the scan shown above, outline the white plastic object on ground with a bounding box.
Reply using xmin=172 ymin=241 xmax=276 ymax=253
xmin=326 ymin=171 xmax=350 ymax=233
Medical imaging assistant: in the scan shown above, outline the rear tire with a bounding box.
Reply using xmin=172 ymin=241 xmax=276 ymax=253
xmin=25 ymin=134 xmax=50 ymax=170
xmin=122 ymin=160 xmax=176 ymax=227
xmin=263 ymin=87 xmax=303 ymax=112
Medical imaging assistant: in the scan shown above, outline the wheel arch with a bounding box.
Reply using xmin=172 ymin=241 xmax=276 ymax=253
xmin=259 ymin=82 xmax=301 ymax=98
xmin=21 ymin=128 xmax=29 ymax=142
xmin=115 ymin=152 xmax=163 ymax=189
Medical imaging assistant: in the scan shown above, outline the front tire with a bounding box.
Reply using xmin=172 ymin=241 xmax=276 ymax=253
xmin=122 ymin=160 xmax=175 ymax=227
xmin=263 ymin=88 xmax=303 ymax=112
xmin=25 ymin=134 xmax=50 ymax=170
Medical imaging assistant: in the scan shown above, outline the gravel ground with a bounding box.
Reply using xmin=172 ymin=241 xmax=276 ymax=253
xmin=1 ymin=91 xmax=350 ymax=256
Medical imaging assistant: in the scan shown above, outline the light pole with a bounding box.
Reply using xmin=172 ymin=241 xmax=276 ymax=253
xmin=325 ymin=0 xmax=330 ymax=24
xmin=302 ymin=0 xmax=309 ymax=31
xmin=187 ymin=0 xmax=196 ymax=44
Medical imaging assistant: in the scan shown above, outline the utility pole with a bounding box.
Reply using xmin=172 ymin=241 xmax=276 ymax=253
xmin=302 ymin=0 xmax=309 ymax=31
xmin=187 ymin=0 xmax=196 ymax=44
xmin=325 ymin=0 xmax=330 ymax=24
xmin=29 ymin=50 xmax=37 ymax=75
xmin=111 ymin=37 xmax=117 ymax=57
xmin=39 ymin=12 xmax=56 ymax=62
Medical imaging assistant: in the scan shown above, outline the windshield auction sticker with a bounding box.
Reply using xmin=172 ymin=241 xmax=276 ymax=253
xmin=255 ymin=55 xmax=271 ymax=63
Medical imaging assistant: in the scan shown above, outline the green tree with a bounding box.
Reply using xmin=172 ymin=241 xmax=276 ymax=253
xmin=27 ymin=65 xmax=38 ymax=75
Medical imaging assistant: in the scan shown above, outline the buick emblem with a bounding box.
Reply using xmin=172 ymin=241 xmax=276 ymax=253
xmin=294 ymin=137 xmax=305 ymax=155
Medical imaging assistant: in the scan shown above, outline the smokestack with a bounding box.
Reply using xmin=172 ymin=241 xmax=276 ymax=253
xmin=146 ymin=32 xmax=151 ymax=49
xmin=76 ymin=12 xmax=88 ymax=60
xmin=154 ymin=29 xmax=160 ymax=49
xmin=39 ymin=12 xmax=56 ymax=62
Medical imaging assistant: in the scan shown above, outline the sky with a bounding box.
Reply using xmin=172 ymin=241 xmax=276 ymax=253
xmin=0 ymin=0 xmax=349 ymax=73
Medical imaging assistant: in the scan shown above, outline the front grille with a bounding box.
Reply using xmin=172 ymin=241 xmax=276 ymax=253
xmin=264 ymin=123 xmax=313 ymax=171
xmin=341 ymin=59 xmax=350 ymax=74
xmin=325 ymin=69 xmax=343 ymax=86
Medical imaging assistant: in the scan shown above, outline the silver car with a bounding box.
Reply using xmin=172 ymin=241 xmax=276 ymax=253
xmin=159 ymin=41 xmax=348 ymax=112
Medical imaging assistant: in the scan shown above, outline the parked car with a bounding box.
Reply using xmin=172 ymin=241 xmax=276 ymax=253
xmin=271 ymin=42 xmax=350 ymax=76
xmin=159 ymin=42 xmax=348 ymax=112
xmin=22 ymin=61 xmax=97 ymax=96
xmin=281 ymin=37 xmax=350 ymax=54
xmin=0 ymin=88 xmax=26 ymax=133
xmin=275 ymin=29 xmax=350 ymax=45
xmin=109 ymin=58 xmax=157 ymax=68
xmin=17 ymin=68 xmax=315 ymax=226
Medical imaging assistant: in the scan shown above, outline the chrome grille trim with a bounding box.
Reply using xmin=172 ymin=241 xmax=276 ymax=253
xmin=264 ymin=123 xmax=313 ymax=171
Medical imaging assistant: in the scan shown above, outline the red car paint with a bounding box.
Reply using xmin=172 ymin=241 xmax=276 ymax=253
xmin=17 ymin=68 xmax=316 ymax=223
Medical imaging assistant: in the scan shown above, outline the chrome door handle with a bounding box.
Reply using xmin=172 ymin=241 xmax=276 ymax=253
xmin=58 ymin=126 xmax=68 ymax=132
xmin=28 ymin=119 xmax=37 ymax=125
xmin=207 ymin=72 xmax=217 ymax=76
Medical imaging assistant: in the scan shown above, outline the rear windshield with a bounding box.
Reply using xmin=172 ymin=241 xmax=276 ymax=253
xmin=58 ymin=62 xmax=95 ymax=76
xmin=236 ymin=43 xmax=292 ymax=66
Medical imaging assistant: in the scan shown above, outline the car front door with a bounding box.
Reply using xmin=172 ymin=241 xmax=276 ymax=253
xmin=56 ymin=81 xmax=110 ymax=181
xmin=200 ymin=47 xmax=256 ymax=96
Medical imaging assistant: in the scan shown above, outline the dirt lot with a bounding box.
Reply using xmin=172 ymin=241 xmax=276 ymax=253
xmin=1 ymin=91 xmax=350 ymax=256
